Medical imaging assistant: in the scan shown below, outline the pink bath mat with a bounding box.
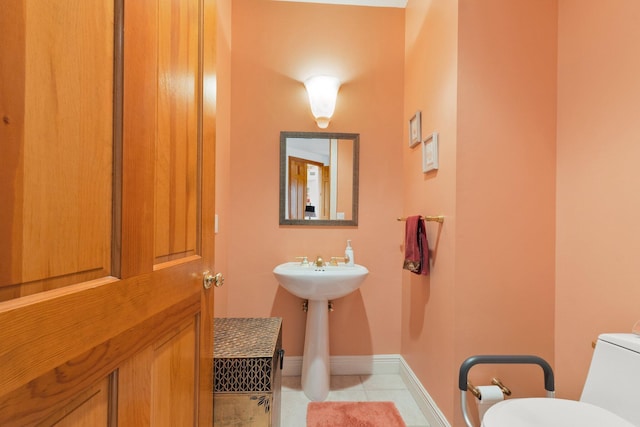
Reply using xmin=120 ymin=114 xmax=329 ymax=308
xmin=307 ymin=401 xmax=406 ymax=427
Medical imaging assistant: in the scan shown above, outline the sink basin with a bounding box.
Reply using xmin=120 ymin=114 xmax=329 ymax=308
xmin=273 ymin=261 xmax=369 ymax=401
xmin=273 ymin=262 xmax=369 ymax=301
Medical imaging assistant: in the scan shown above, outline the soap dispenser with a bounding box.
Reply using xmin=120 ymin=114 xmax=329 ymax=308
xmin=345 ymin=240 xmax=355 ymax=266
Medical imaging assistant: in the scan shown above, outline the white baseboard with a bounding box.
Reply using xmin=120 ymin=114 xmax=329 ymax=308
xmin=281 ymin=354 xmax=451 ymax=427
xmin=398 ymin=357 xmax=451 ymax=427
xmin=281 ymin=355 xmax=303 ymax=377
xmin=282 ymin=354 xmax=401 ymax=376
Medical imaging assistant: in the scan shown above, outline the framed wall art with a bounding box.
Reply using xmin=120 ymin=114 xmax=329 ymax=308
xmin=408 ymin=111 xmax=421 ymax=148
xmin=422 ymin=132 xmax=439 ymax=173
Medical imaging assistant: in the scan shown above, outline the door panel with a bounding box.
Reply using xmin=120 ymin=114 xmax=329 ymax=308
xmin=288 ymin=157 xmax=307 ymax=220
xmin=322 ymin=165 xmax=330 ymax=219
xmin=0 ymin=0 xmax=113 ymax=300
xmin=0 ymin=0 xmax=26 ymax=297
xmin=151 ymin=317 xmax=198 ymax=426
xmin=42 ymin=377 xmax=111 ymax=427
xmin=21 ymin=0 xmax=114 ymax=287
xmin=155 ymin=0 xmax=200 ymax=264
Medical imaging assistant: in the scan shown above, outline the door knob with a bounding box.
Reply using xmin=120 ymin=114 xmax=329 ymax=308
xmin=203 ymin=271 xmax=224 ymax=289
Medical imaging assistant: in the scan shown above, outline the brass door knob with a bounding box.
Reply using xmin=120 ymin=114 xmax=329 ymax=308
xmin=203 ymin=271 xmax=224 ymax=289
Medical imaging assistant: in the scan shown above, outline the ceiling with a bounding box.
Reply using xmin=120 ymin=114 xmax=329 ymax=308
xmin=275 ymin=0 xmax=407 ymax=8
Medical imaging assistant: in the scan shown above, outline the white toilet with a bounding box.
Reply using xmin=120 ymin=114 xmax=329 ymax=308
xmin=481 ymin=334 xmax=640 ymax=427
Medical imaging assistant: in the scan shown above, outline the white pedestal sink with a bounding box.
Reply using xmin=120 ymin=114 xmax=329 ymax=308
xmin=273 ymin=262 xmax=369 ymax=401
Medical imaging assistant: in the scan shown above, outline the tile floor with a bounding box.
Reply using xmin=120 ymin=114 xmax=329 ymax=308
xmin=281 ymin=374 xmax=430 ymax=427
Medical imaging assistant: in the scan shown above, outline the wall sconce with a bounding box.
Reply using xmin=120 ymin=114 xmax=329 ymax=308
xmin=304 ymin=75 xmax=340 ymax=129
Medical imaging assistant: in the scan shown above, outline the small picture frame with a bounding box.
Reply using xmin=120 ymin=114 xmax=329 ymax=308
xmin=408 ymin=111 xmax=422 ymax=148
xmin=422 ymin=132 xmax=439 ymax=173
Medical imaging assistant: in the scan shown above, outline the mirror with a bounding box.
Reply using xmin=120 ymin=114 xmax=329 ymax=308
xmin=280 ymin=132 xmax=359 ymax=226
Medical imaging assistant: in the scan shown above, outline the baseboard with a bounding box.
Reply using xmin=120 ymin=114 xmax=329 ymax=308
xmin=281 ymin=354 xmax=451 ymax=427
xmin=398 ymin=357 xmax=451 ymax=427
xmin=281 ymin=355 xmax=302 ymax=377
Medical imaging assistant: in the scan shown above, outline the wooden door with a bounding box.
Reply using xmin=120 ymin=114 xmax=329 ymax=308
xmin=288 ymin=157 xmax=307 ymax=220
xmin=321 ymin=165 xmax=330 ymax=220
xmin=0 ymin=0 xmax=217 ymax=425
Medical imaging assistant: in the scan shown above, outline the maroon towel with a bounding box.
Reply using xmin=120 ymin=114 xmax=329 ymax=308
xmin=403 ymin=216 xmax=429 ymax=275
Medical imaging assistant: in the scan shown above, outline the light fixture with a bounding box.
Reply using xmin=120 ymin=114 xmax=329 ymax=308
xmin=304 ymin=75 xmax=340 ymax=129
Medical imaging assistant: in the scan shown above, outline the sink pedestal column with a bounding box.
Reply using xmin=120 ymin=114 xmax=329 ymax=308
xmin=301 ymin=299 xmax=330 ymax=401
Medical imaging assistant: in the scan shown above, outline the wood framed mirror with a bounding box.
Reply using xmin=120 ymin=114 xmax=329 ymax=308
xmin=279 ymin=131 xmax=359 ymax=226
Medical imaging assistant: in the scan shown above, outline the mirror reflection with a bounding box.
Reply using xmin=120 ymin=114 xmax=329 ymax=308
xmin=280 ymin=132 xmax=359 ymax=226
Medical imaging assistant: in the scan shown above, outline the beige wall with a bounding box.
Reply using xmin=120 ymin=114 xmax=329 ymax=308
xmin=556 ymin=0 xmax=640 ymax=400
xmin=226 ymin=0 xmax=405 ymax=357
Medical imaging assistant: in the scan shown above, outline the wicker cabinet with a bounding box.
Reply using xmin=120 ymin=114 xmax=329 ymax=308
xmin=214 ymin=318 xmax=284 ymax=427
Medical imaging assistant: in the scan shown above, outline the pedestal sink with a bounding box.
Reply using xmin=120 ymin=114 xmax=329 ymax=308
xmin=273 ymin=262 xmax=369 ymax=401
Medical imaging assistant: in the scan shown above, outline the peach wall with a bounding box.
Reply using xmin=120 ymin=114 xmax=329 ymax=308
xmin=402 ymin=1 xmax=557 ymax=424
xmin=455 ymin=0 xmax=557 ymax=423
xmin=456 ymin=0 xmax=558 ymax=350
xmin=226 ymin=0 xmax=405 ymax=358
xmin=556 ymin=0 xmax=640 ymax=400
xmin=215 ymin=1 xmax=640 ymax=424
xmin=402 ymin=0 xmax=458 ymax=420
xmin=214 ymin=0 xmax=231 ymax=317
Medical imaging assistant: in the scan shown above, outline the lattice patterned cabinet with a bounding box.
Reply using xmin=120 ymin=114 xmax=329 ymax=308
xmin=214 ymin=318 xmax=284 ymax=427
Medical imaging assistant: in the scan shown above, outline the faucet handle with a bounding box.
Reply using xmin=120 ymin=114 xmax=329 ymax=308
xmin=329 ymin=256 xmax=349 ymax=266
xmin=295 ymin=256 xmax=309 ymax=266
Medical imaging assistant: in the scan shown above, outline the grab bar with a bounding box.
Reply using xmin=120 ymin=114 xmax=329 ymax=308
xmin=458 ymin=355 xmax=555 ymax=427
xmin=459 ymin=355 xmax=554 ymax=393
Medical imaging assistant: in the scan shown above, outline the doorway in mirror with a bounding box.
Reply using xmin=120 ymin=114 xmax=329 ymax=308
xmin=280 ymin=132 xmax=359 ymax=226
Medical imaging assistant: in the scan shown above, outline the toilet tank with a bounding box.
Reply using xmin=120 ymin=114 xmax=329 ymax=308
xmin=580 ymin=333 xmax=640 ymax=425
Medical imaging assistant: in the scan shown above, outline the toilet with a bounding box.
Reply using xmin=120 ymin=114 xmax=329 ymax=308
xmin=481 ymin=334 xmax=640 ymax=427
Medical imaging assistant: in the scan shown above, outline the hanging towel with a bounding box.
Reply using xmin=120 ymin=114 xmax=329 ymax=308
xmin=403 ymin=215 xmax=430 ymax=275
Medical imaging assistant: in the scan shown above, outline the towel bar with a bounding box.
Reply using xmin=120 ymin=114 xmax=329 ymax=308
xmin=397 ymin=215 xmax=445 ymax=223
